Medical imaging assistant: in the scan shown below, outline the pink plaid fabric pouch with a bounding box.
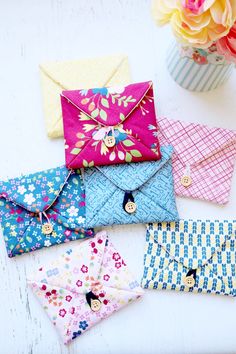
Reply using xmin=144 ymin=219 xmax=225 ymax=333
xmin=157 ymin=117 xmax=236 ymax=205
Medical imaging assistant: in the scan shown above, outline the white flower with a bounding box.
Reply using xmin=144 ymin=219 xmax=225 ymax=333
xmin=23 ymin=193 xmax=36 ymax=206
xmin=108 ymin=86 xmax=124 ymax=94
xmin=28 ymin=184 xmax=35 ymax=192
xmin=67 ymin=205 xmax=79 ymax=217
xmin=44 ymin=240 xmax=51 ymax=247
xmin=77 ymin=216 xmax=85 ymax=224
xmin=17 ymin=185 xmax=27 ymax=195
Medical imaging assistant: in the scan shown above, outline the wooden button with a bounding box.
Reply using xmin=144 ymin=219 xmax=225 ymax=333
xmin=184 ymin=275 xmax=195 ymax=288
xmin=42 ymin=223 xmax=53 ymax=235
xmin=125 ymin=201 xmax=137 ymax=214
xmin=104 ymin=136 xmax=116 ymax=148
xmin=90 ymin=299 xmax=102 ymax=312
xmin=181 ymin=175 xmax=192 ymax=187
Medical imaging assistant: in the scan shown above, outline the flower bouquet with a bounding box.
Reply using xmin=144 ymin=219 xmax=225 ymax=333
xmin=152 ymin=0 xmax=236 ymax=91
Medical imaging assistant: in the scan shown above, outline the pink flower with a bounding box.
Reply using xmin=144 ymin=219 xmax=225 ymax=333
xmin=182 ymin=0 xmax=205 ymax=14
xmin=64 ymin=230 xmax=71 ymax=237
xmin=112 ymin=252 xmax=121 ymax=261
xmin=76 ymin=280 xmax=83 ymax=287
xmin=216 ymin=21 xmax=236 ymax=63
xmin=59 ymin=309 xmax=67 ymax=317
xmin=115 ymin=262 xmax=122 ymax=269
xmin=81 ymin=265 xmax=88 ymax=273
xmin=69 ymin=307 xmax=75 ymax=314
xmin=103 ymin=274 xmax=110 ymax=281
xmin=66 ymin=295 xmax=72 ymax=302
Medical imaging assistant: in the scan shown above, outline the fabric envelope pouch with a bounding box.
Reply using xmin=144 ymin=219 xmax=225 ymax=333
xmin=61 ymin=81 xmax=161 ymax=169
xmin=83 ymin=146 xmax=179 ymax=228
xmin=141 ymin=220 xmax=236 ymax=296
xmin=157 ymin=117 xmax=236 ymax=205
xmin=40 ymin=54 xmax=131 ymax=138
xmin=0 ymin=166 xmax=94 ymax=257
xmin=28 ymin=231 xmax=144 ymax=345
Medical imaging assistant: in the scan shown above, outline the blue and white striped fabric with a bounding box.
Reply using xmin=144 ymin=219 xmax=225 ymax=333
xmin=167 ymin=42 xmax=234 ymax=92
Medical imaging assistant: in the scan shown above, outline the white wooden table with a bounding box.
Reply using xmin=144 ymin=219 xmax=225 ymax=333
xmin=0 ymin=1 xmax=236 ymax=353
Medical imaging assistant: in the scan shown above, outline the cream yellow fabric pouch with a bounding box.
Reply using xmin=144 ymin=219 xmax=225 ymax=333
xmin=40 ymin=55 xmax=131 ymax=138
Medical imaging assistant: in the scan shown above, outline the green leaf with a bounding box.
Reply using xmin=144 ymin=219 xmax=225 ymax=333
xmin=70 ymin=148 xmax=81 ymax=155
xmin=101 ymin=98 xmax=109 ymax=108
xmin=72 ymin=178 xmax=79 ymax=185
xmin=120 ymin=113 xmax=125 ymax=121
xmin=0 ymin=201 xmax=4 ymax=207
xmin=125 ymin=152 xmax=132 ymax=163
xmin=79 ymin=113 xmax=91 ymax=121
xmin=100 ymin=109 xmax=107 ymax=121
xmin=88 ymin=161 xmax=94 ymax=167
xmin=123 ymin=139 xmax=135 ymax=147
xmin=83 ymin=160 xmax=89 ymax=167
xmin=130 ymin=149 xmax=142 ymax=157
xmin=91 ymin=108 xmax=99 ymax=118
xmin=26 ymin=236 xmax=32 ymax=243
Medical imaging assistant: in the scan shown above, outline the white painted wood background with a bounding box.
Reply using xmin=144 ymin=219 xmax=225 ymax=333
xmin=0 ymin=1 xmax=236 ymax=353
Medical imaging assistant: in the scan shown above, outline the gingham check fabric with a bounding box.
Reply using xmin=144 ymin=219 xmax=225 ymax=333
xmin=141 ymin=220 xmax=236 ymax=296
xmin=157 ymin=117 xmax=236 ymax=205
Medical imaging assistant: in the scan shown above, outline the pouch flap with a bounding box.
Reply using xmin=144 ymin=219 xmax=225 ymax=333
xmin=28 ymin=232 xmax=107 ymax=294
xmin=151 ymin=220 xmax=236 ymax=270
xmin=61 ymin=81 xmax=152 ymax=127
xmin=96 ymin=145 xmax=173 ymax=192
xmin=158 ymin=117 xmax=236 ymax=166
xmin=0 ymin=166 xmax=71 ymax=213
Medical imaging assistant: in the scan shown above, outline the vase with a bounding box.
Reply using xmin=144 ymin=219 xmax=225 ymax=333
xmin=167 ymin=41 xmax=234 ymax=92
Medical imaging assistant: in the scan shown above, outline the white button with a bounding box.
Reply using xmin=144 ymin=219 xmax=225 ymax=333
xmin=184 ymin=275 xmax=195 ymax=288
xmin=42 ymin=223 xmax=53 ymax=235
xmin=90 ymin=299 xmax=102 ymax=312
xmin=104 ymin=136 xmax=116 ymax=148
xmin=125 ymin=202 xmax=137 ymax=214
xmin=181 ymin=175 xmax=192 ymax=187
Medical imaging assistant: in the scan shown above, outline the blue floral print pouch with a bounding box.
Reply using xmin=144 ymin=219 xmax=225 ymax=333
xmin=0 ymin=166 xmax=94 ymax=257
xmin=84 ymin=145 xmax=179 ymax=227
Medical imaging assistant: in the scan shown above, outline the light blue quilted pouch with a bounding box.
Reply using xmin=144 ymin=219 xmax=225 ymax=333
xmin=83 ymin=145 xmax=179 ymax=227
xmin=0 ymin=166 xmax=94 ymax=257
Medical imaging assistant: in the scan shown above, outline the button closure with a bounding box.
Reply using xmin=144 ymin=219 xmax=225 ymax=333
xmin=42 ymin=223 xmax=53 ymax=235
xmin=90 ymin=299 xmax=102 ymax=312
xmin=104 ymin=135 xmax=116 ymax=148
xmin=125 ymin=201 xmax=136 ymax=214
xmin=184 ymin=275 xmax=195 ymax=288
xmin=181 ymin=175 xmax=192 ymax=187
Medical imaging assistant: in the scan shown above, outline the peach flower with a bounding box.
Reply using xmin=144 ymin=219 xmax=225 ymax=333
xmin=152 ymin=0 xmax=236 ymax=48
xmin=216 ymin=21 xmax=236 ymax=63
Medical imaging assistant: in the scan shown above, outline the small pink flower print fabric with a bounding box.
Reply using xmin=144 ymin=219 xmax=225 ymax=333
xmin=28 ymin=231 xmax=144 ymax=344
xmin=157 ymin=117 xmax=236 ymax=205
xmin=61 ymin=81 xmax=161 ymax=168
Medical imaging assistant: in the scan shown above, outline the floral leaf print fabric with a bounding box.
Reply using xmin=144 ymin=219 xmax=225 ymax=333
xmin=142 ymin=220 xmax=236 ymax=296
xmin=0 ymin=166 xmax=94 ymax=257
xmin=84 ymin=146 xmax=179 ymax=228
xmin=28 ymin=231 xmax=144 ymax=345
xmin=61 ymin=81 xmax=161 ymax=168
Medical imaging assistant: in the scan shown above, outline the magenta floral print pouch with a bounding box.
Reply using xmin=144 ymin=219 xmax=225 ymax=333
xmin=61 ymin=81 xmax=161 ymax=168
xmin=0 ymin=166 xmax=94 ymax=257
xmin=28 ymin=231 xmax=144 ymax=344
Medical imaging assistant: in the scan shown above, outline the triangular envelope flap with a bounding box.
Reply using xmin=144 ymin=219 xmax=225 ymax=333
xmin=40 ymin=55 xmax=129 ymax=90
xmin=158 ymin=117 xmax=236 ymax=166
xmin=0 ymin=166 xmax=70 ymax=213
xmin=61 ymin=81 xmax=152 ymax=126
xmin=98 ymin=238 xmax=144 ymax=294
xmin=28 ymin=282 xmax=82 ymax=344
xmin=28 ymin=232 xmax=107 ymax=294
xmin=96 ymin=146 xmax=173 ymax=192
xmin=151 ymin=220 xmax=235 ymax=269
